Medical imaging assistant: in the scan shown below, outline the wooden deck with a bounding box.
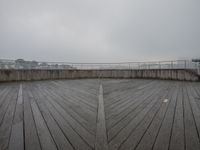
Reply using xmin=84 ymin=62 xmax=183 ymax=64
xmin=0 ymin=79 xmax=200 ymax=150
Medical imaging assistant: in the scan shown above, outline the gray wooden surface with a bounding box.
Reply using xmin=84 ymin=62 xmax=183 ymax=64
xmin=0 ymin=79 xmax=200 ymax=150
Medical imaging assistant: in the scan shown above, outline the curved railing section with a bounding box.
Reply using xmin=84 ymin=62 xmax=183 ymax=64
xmin=0 ymin=59 xmax=199 ymax=81
xmin=0 ymin=59 xmax=199 ymax=75
xmin=0 ymin=59 xmax=199 ymax=70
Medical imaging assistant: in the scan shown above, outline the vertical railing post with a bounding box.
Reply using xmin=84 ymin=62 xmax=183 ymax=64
xmin=159 ymin=62 xmax=161 ymax=69
xmin=171 ymin=61 xmax=173 ymax=69
xmin=184 ymin=60 xmax=187 ymax=69
xmin=198 ymin=62 xmax=200 ymax=75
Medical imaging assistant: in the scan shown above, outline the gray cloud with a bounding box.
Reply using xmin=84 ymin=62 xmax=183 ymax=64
xmin=0 ymin=0 xmax=199 ymax=62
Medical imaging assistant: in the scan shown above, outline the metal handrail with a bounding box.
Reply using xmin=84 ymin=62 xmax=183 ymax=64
xmin=0 ymin=59 xmax=199 ymax=74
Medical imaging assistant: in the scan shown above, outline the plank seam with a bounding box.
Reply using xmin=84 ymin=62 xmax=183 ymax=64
xmin=95 ymin=84 xmax=108 ymax=150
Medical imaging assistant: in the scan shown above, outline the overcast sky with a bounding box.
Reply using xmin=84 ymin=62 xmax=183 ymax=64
xmin=0 ymin=0 xmax=199 ymax=62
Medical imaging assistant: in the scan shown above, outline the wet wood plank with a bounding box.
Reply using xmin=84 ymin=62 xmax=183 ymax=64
xmin=23 ymin=85 xmax=41 ymax=150
xmin=9 ymin=84 xmax=24 ymax=150
xmin=0 ymin=79 xmax=200 ymax=150
xmin=0 ymin=85 xmax=18 ymax=150
xmin=183 ymin=85 xmax=200 ymax=150
xmin=169 ymin=86 xmax=185 ymax=150
xmin=95 ymin=84 xmax=108 ymax=150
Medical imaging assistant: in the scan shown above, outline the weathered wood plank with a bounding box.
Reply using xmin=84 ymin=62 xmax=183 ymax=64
xmin=29 ymin=91 xmax=58 ymax=150
xmin=0 ymin=87 xmax=13 ymax=124
xmin=187 ymin=83 xmax=200 ymax=140
xmin=152 ymin=84 xmax=179 ymax=150
xmin=169 ymin=86 xmax=185 ymax=150
xmin=47 ymin=81 xmax=97 ymax=109
xmin=105 ymin=81 xmax=160 ymax=120
xmin=183 ymin=85 xmax=200 ymax=150
xmin=0 ymin=86 xmax=10 ymax=107
xmin=38 ymin=84 xmax=96 ymax=134
xmin=23 ymin=85 xmax=41 ymax=150
xmin=28 ymin=84 xmax=74 ymax=150
xmin=95 ymin=84 xmax=108 ymax=150
xmin=109 ymin=82 xmax=173 ymax=150
xmin=41 ymin=82 xmax=97 ymax=112
xmin=104 ymin=80 xmax=155 ymax=107
xmin=118 ymin=83 xmax=171 ymax=150
xmin=126 ymin=84 xmax=176 ymax=150
xmin=0 ymin=85 xmax=18 ymax=150
xmin=8 ymin=84 xmax=24 ymax=150
xmin=107 ymin=82 xmax=168 ymax=141
xmin=40 ymin=93 xmax=92 ymax=150
xmin=0 ymin=79 xmax=200 ymax=150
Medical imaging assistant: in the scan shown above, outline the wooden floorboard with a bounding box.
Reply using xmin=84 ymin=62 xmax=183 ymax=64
xmin=95 ymin=84 xmax=108 ymax=150
xmin=151 ymin=83 xmax=179 ymax=150
xmin=50 ymin=81 xmax=97 ymax=106
xmin=30 ymin=95 xmax=58 ymax=150
xmin=23 ymin=85 xmax=41 ymax=150
xmin=169 ymin=85 xmax=185 ymax=150
xmin=8 ymin=84 xmax=24 ymax=150
xmin=105 ymin=81 xmax=165 ymax=125
xmin=104 ymin=81 xmax=160 ymax=118
xmin=109 ymin=82 xmax=173 ymax=150
xmin=42 ymin=81 xmax=97 ymax=111
xmin=29 ymin=84 xmax=74 ymax=150
xmin=0 ymin=84 xmax=18 ymax=150
xmin=107 ymin=82 xmax=170 ymax=142
xmin=0 ymin=86 xmax=15 ymax=125
xmin=183 ymin=85 xmax=200 ymax=150
xmin=0 ymin=79 xmax=200 ymax=150
xmin=35 ymin=83 xmax=96 ymax=135
xmin=118 ymin=83 xmax=172 ymax=150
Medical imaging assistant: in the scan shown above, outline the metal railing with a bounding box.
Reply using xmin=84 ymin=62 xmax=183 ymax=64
xmin=0 ymin=59 xmax=199 ymax=74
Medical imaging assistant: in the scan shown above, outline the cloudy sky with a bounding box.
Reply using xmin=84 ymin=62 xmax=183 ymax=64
xmin=0 ymin=0 xmax=199 ymax=62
